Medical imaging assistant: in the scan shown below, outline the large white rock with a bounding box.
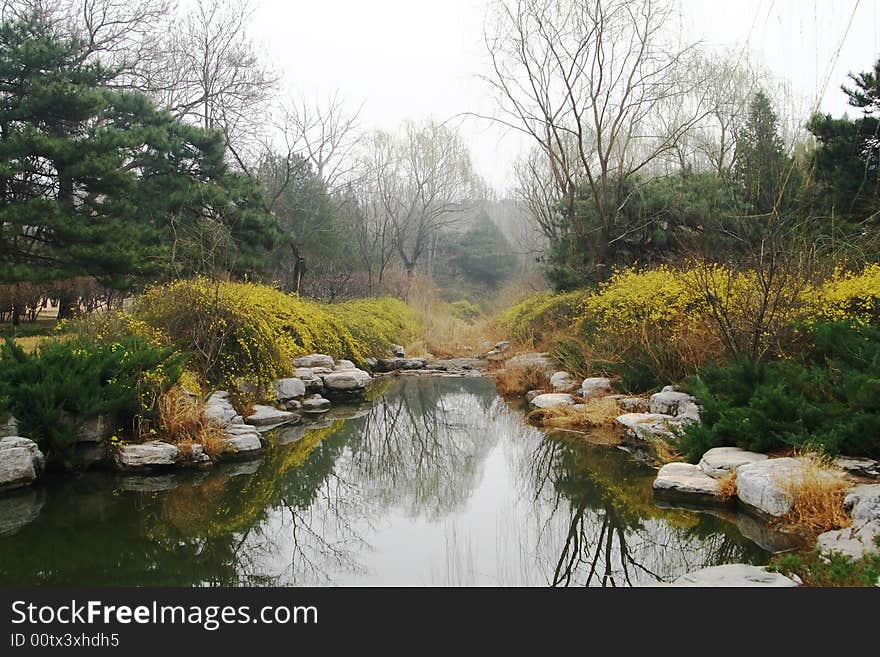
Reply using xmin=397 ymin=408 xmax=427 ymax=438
xmin=292 ymin=354 xmax=335 ymax=369
xmin=115 ymin=441 xmax=179 ymax=469
xmin=302 ymin=395 xmax=332 ymax=413
xmin=204 ymin=392 xmax=238 ymax=426
xmin=580 ymin=377 xmax=612 ymax=399
xmin=816 ymin=521 xmax=880 ymax=560
xmin=0 ymin=437 xmax=45 ymax=491
xmin=246 ymin=405 xmax=298 ymax=427
xmin=616 ymin=413 xmax=673 ymax=440
xmin=529 ymin=393 xmax=575 ymax=410
xmin=505 ymin=352 xmax=555 ymax=373
xmin=833 ymin=456 xmax=880 ymax=479
xmin=650 ymin=387 xmax=700 ymax=417
xmin=845 ymin=484 xmax=880 ymax=524
xmin=550 ymin=371 xmax=578 ymax=393
xmin=334 ymin=360 xmax=357 ymax=371
xmin=698 ymin=447 xmax=769 ymax=479
xmin=222 ymin=433 xmax=262 ymax=455
xmin=322 ymin=369 xmax=372 ymax=390
xmin=736 ymin=457 xmax=812 ymax=517
xmin=273 ymin=378 xmax=306 ymax=401
xmin=670 ymin=564 xmax=799 ymax=587
xmin=653 ymin=462 xmax=720 ymax=498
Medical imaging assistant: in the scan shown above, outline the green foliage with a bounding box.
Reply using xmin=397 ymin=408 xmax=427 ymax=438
xmin=769 ymin=541 xmax=880 ymax=587
xmin=677 ymin=321 xmax=880 ymax=461
xmin=447 ymin=299 xmax=482 ymax=322
xmin=497 ymin=289 xmax=588 ymax=345
xmin=0 ymin=337 xmax=185 ymax=457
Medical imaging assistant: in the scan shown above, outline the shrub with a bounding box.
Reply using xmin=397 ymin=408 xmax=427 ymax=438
xmin=777 ymin=452 xmax=851 ymax=535
xmin=497 ymin=290 xmax=587 ymax=346
xmin=447 ymin=299 xmax=482 ymax=322
xmin=134 ymin=279 xmax=418 ymax=393
xmin=147 ymin=386 xmax=226 ymax=459
xmin=0 ymin=336 xmax=185 ymax=458
xmin=810 ymin=263 xmax=880 ymax=324
xmin=769 ymin=541 xmax=880 ymax=587
xmin=677 ymin=321 xmax=880 ymax=461
xmin=492 ymin=362 xmax=549 ymax=396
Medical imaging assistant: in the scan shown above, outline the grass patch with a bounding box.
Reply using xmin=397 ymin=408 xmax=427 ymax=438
xmin=142 ymin=386 xmax=227 ymax=459
xmin=526 ymin=397 xmax=620 ymax=430
xmin=492 ymin=362 xmax=549 ymax=397
xmin=776 ymin=452 xmax=852 ymax=536
xmin=715 ymin=470 xmax=738 ymax=502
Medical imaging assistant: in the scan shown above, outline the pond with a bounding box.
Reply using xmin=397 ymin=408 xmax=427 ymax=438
xmin=0 ymin=376 xmax=776 ymax=586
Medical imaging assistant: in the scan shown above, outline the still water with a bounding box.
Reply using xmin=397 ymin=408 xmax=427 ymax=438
xmin=0 ymin=377 xmax=772 ymax=586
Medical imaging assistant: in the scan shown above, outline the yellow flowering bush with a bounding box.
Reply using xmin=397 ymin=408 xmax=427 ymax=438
xmin=809 ymin=264 xmax=880 ymax=323
xmin=498 ymin=289 xmax=589 ymax=345
xmin=133 ymin=278 xmax=419 ymax=394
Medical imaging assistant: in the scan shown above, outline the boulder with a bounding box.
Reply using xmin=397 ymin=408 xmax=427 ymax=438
xmin=77 ymin=415 xmax=109 ymax=443
xmin=246 ymin=405 xmax=298 ymax=427
xmin=273 ymin=378 xmax=306 ymax=402
xmin=580 ymin=377 xmax=612 ymax=399
xmin=294 ymin=368 xmax=325 ymax=394
xmin=736 ymin=457 xmax=805 ymax=517
xmin=302 ymin=395 xmax=331 ymax=414
xmin=204 ymin=392 xmax=238 ymax=427
xmin=615 ymin=413 xmax=674 ymax=440
xmin=334 ymin=360 xmax=357 ymax=371
xmin=430 ymin=358 xmax=488 ymax=374
xmin=505 ymin=352 xmax=555 ymax=373
xmin=0 ymin=436 xmax=45 ymax=491
xmin=222 ymin=433 xmax=262 ymax=457
xmin=845 ymin=484 xmax=880 ymax=524
xmin=833 ymin=456 xmax=880 ymax=479
xmin=375 ymin=358 xmax=427 ymax=372
xmin=698 ymin=447 xmax=768 ymax=479
xmin=292 ymin=354 xmax=335 ymax=369
xmin=484 ymin=350 xmax=505 ymax=362
xmin=322 ymin=369 xmax=371 ymax=390
xmin=650 ymin=386 xmax=700 ymax=418
xmin=525 ymin=389 xmax=544 ymax=403
xmin=495 ymin=341 xmax=510 ymax=353
xmin=653 ymin=462 xmax=721 ymax=500
xmin=225 ymin=423 xmax=261 ymax=436
xmin=550 ymin=371 xmax=578 ymax=393
xmin=670 ymin=564 xmax=799 ymax=587
xmin=618 ymin=397 xmax=650 ymax=413
xmin=391 ymin=345 xmax=406 ymax=357
xmin=114 ymin=441 xmax=179 ymax=470
xmin=816 ymin=521 xmax=880 ymax=560
xmin=529 ymin=393 xmax=575 ymax=410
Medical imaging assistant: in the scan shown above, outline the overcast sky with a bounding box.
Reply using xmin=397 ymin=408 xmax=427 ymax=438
xmin=242 ymin=0 xmax=880 ymax=193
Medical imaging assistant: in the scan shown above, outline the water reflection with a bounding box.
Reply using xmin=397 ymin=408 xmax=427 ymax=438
xmin=0 ymin=377 xmax=769 ymax=586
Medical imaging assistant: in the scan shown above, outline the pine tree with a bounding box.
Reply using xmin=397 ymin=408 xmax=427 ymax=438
xmin=734 ymin=91 xmax=789 ymax=216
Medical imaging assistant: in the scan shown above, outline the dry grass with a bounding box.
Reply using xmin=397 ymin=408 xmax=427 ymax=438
xmin=715 ymin=470 xmax=738 ymax=502
xmin=11 ymin=335 xmax=52 ymax=352
xmin=492 ymin=363 xmax=549 ymax=397
xmin=644 ymin=434 xmax=683 ymax=464
xmin=526 ymin=397 xmax=620 ymax=429
xmin=145 ymin=386 xmax=227 ymax=459
xmin=777 ymin=452 xmax=852 ymax=536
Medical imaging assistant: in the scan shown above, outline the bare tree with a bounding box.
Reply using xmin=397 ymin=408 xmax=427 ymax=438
xmin=375 ymin=119 xmax=484 ymax=287
xmin=481 ymin=0 xmax=710 ymax=281
xmin=147 ymin=0 xmax=277 ymax=166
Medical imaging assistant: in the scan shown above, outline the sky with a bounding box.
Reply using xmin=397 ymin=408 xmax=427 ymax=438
xmin=241 ymin=0 xmax=880 ymax=193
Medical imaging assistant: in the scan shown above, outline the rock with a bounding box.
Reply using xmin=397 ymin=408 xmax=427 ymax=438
xmin=364 ymin=357 xmax=379 ymax=370
xmin=817 ymin=521 xmax=880 ymax=560
xmin=615 ymin=413 xmax=674 ymax=440
xmin=77 ymin=415 xmax=109 ymax=443
xmin=294 ymin=368 xmax=325 ymax=394
xmin=274 ymin=424 xmax=307 ymax=446
xmin=650 ymin=387 xmax=700 ymax=417
xmin=529 ymin=393 xmax=575 ymax=410
xmin=225 ymin=423 xmax=261 ymax=436
xmin=618 ymin=397 xmax=650 ymax=413
xmin=375 ymin=358 xmax=428 ymax=372
xmin=550 ymin=371 xmax=578 ymax=393
xmin=0 ymin=436 xmax=45 ymax=491
xmin=484 ymin=350 xmax=505 ymax=362
xmin=0 ymin=489 xmax=44 ymax=536
xmin=118 ymin=474 xmax=181 ymax=493
xmin=653 ymin=462 xmax=721 ymax=500
xmin=114 ymin=441 xmax=179 ymax=470
xmin=302 ymin=395 xmax=331 ymax=414
xmin=322 ymin=369 xmax=371 ymax=390
xmin=736 ymin=457 xmax=822 ymax=517
xmin=292 ymin=354 xmax=335 ymax=369
xmin=204 ymin=392 xmax=238 ymax=427
xmin=525 ymin=389 xmax=543 ymax=403
xmin=495 ymin=341 xmax=510 ymax=352
xmin=222 ymin=433 xmax=262 ymax=457
xmin=698 ymin=447 xmax=768 ymax=479
xmin=430 ymin=358 xmax=488 ymax=374
xmin=283 ymin=399 xmax=303 ymax=411
xmin=845 ymin=484 xmax=880 ymax=524
xmin=505 ymin=352 xmax=555 ymax=373
xmin=0 ymin=416 xmax=18 ymax=438
xmin=670 ymin=564 xmax=799 ymax=587
xmin=246 ymin=405 xmax=298 ymax=427
xmin=273 ymin=378 xmax=306 ymax=402
xmin=580 ymin=377 xmax=612 ymax=399
xmin=834 ymin=456 xmax=880 ymax=479
xmin=186 ymin=444 xmax=211 ymax=465
xmin=391 ymin=345 xmax=406 ymax=357
xmin=334 ymin=359 xmax=357 ymax=371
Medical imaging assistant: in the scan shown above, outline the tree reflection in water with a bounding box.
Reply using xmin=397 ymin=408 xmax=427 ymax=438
xmin=0 ymin=377 xmax=768 ymax=586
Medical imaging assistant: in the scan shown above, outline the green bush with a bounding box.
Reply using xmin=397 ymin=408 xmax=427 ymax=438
xmin=769 ymin=540 xmax=880 ymax=587
xmin=447 ymin=299 xmax=482 ymax=322
xmin=677 ymin=321 xmax=880 ymax=461
xmin=0 ymin=337 xmax=185 ymax=458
